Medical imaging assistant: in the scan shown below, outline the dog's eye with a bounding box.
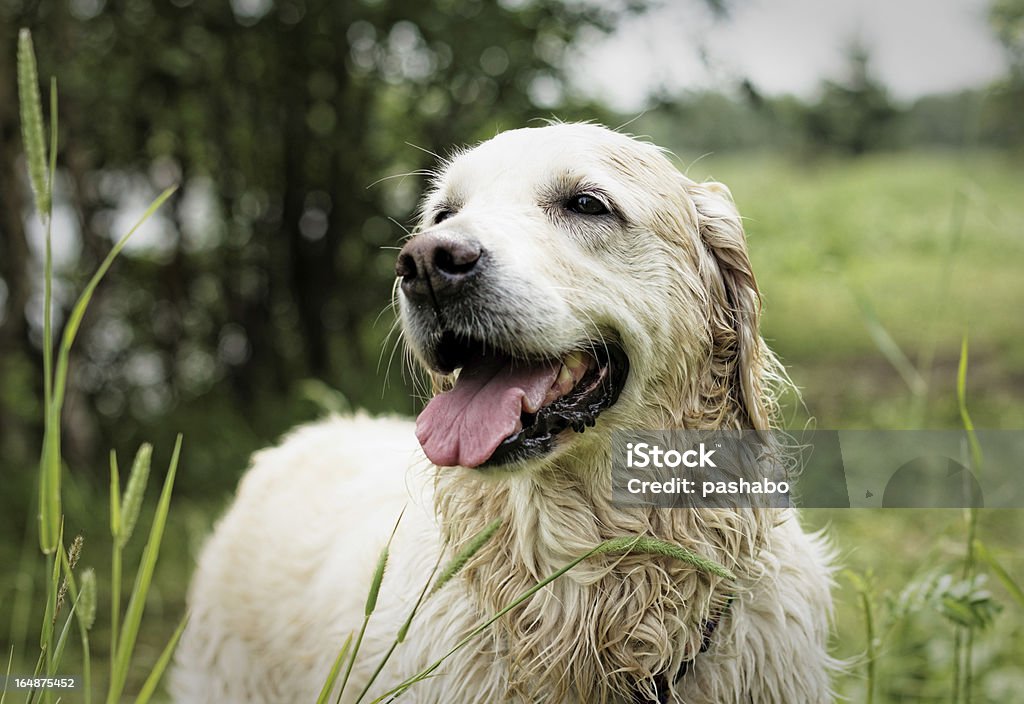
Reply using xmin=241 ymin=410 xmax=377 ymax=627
xmin=433 ymin=209 xmax=455 ymax=225
xmin=566 ymin=194 xmax=609 ymax=216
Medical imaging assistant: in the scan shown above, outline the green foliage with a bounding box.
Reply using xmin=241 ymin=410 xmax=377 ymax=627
xmin=107 ymin=435 xmax=182 ymax=704
xmin=9 ymin=35 xmax=187 ymax=703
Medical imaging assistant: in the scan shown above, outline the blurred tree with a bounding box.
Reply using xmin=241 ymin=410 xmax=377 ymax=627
xmin=991 ymin=0 xmax=1024 ymax=67
xmin=0 ymin=0 xmax=647 ymax=515
xmin=803 ymin=40 xmax=897 ymax=155
xmin=640 ymin=88 xmax=805 ymax=154
xmin=988 ymin=0 xmax=1024 ymax=146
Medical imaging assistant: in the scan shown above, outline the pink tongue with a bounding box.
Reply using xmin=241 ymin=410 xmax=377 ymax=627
xmin=416 ymin=356 xmax=559 ymax=468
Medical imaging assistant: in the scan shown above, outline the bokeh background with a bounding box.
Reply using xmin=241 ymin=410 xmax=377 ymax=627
xmin=1 ymin=0 xmax=1022 ymax=701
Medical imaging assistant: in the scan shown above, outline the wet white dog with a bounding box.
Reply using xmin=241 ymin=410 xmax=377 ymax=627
xmin=172 ymin=123 xmax=835 ymax=703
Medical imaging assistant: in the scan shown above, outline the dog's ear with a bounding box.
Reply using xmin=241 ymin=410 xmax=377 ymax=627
xmin=688 ymin=181 xmax=780 ymax=430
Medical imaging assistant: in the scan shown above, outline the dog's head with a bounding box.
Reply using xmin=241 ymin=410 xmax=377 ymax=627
xmin=397 ymin=123 xmax=780 ymax=471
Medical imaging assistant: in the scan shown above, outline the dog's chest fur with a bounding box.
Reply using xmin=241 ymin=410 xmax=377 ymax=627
xmin=427 ymin=459 xmax=771 ymax=703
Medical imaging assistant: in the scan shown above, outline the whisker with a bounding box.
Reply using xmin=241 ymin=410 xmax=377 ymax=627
xmin=388 ymin=216 xmax=415 ymax=237
xmin=365 ymin=169 xmax=434 ymax=190
xmin=404 ymin=141 xmax=443 ymax=161
xmin=614 ymin=110 xmax=648 ymax=133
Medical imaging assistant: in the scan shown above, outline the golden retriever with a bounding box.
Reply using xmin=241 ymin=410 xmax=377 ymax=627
xmin=172 ymin=123 xmax=835 ymax=703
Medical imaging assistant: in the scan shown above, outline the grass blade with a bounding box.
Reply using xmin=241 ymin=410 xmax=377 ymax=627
xmin=3 ymin=644 xmax=13 ymax=704
xmin=399 ymin=552 xmax=444 ymax=644
xmin=109 ymin=451 xmax=121 ymax=540
xmin=844 ymin=570 xmax=876 ymax=704
xmin=315 ymin=634 xmax=353 ymax=704
xmin=37 ymin=186 xmax=175 ymax=555
xmin=974 ymin=541 xmax=1024 ymax=609
xmin=49 ymin=600 xmax=79 ymax=679
xmin=50 ymin=186 xmax=177 ymax=438
xmin=956 ymin=336 xmax=983 ymax=473
xmin=335 ymin=510 xmax=404 ymax=704
xmin=106 ymin=435 xmax=182 ymax=704
xmin=108 ymin=451 xmax=122 ymax=674
xmin=77 ymin=568 xmax=95 ymax=704
xmin=852 ymin=289 xmax=925 ymax=397
xmin=133 ymin=613 xmax=189 ymax=704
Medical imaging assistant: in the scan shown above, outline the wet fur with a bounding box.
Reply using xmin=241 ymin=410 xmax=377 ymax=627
xmin=172 ymin=123 xmax=836 ymax=703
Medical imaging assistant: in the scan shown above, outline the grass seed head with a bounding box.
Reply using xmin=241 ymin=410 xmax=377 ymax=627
xmin=120 ymin=443 xmax=153 ymax=547
xmin=78 ymin=568 xmax=97 ymax=631
xmin=17 ymin=29 xmax=50 ymax=216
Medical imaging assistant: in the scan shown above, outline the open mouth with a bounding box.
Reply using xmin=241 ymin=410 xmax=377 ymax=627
xmin=415 ymin=332 xmax=630 ymax=469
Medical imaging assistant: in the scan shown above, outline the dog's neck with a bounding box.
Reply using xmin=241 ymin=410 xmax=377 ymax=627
xmin=433 ymin=441 xmax=772 ymax=702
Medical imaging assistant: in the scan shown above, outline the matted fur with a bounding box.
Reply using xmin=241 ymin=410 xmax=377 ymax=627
xmin=172 ymin=123 xmax=836 ymax=703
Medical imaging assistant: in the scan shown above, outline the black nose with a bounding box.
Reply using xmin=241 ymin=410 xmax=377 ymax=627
xmin=396 ymin=233 xmax=484 ymax=304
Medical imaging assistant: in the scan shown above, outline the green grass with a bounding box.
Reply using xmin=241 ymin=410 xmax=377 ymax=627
xmin=681 ymin=149 xmax=1024 ymax=429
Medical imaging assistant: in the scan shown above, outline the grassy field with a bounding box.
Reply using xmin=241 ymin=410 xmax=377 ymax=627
xmin=686 ymin=148 xmax=1024 ymax=701
xmin=2 ymin=148 xmax=1023 ymax=702
xmin=681 ymin=149 xmax=1024 ymax=428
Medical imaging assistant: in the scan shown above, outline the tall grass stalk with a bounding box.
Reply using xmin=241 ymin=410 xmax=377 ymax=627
xmin=372 ymin=536 xmax=733 ymax=703
xmin=106 ymin=435 xmax=183 ymax=704
xmin=134 ymin=613 xmax=190 ymax=704
xmin=108 ymin=442 xmax=152 ymax=691
xmin=851 ymin=290 xmax=926 ymax=404
xmin=845 ymin=570 xmax=876 ymax=704
xmin=332 ymin=510 xmax=405 ymax=704
xmin=77 ymin=569 xmax=96 ymax=704
xmin=37 ymin=524 xmax=62 ymax=702
xmin=18 ymin=31 xmax=60 ymax=700
xmin=911 ymin=189 xmax=968 ymax=424
xmin=46 ymin=539 xmax=93 ymax=704
xmin=3 ymin=645 xmax=13 ymax=704
xmin=850 ymin=184 xmax=969 ymax=428
xmin=352 ymin=519 xmax=501 ymax=704
xmin=317 ymin=634 xmax=354 ymax=704
xmin=18 ymin=29 xmax=185 ymax=700
xmin=108 ymin=451 xmax=121 ymax=678
xmin=953 ymin=336 xmax=983 ymax=704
